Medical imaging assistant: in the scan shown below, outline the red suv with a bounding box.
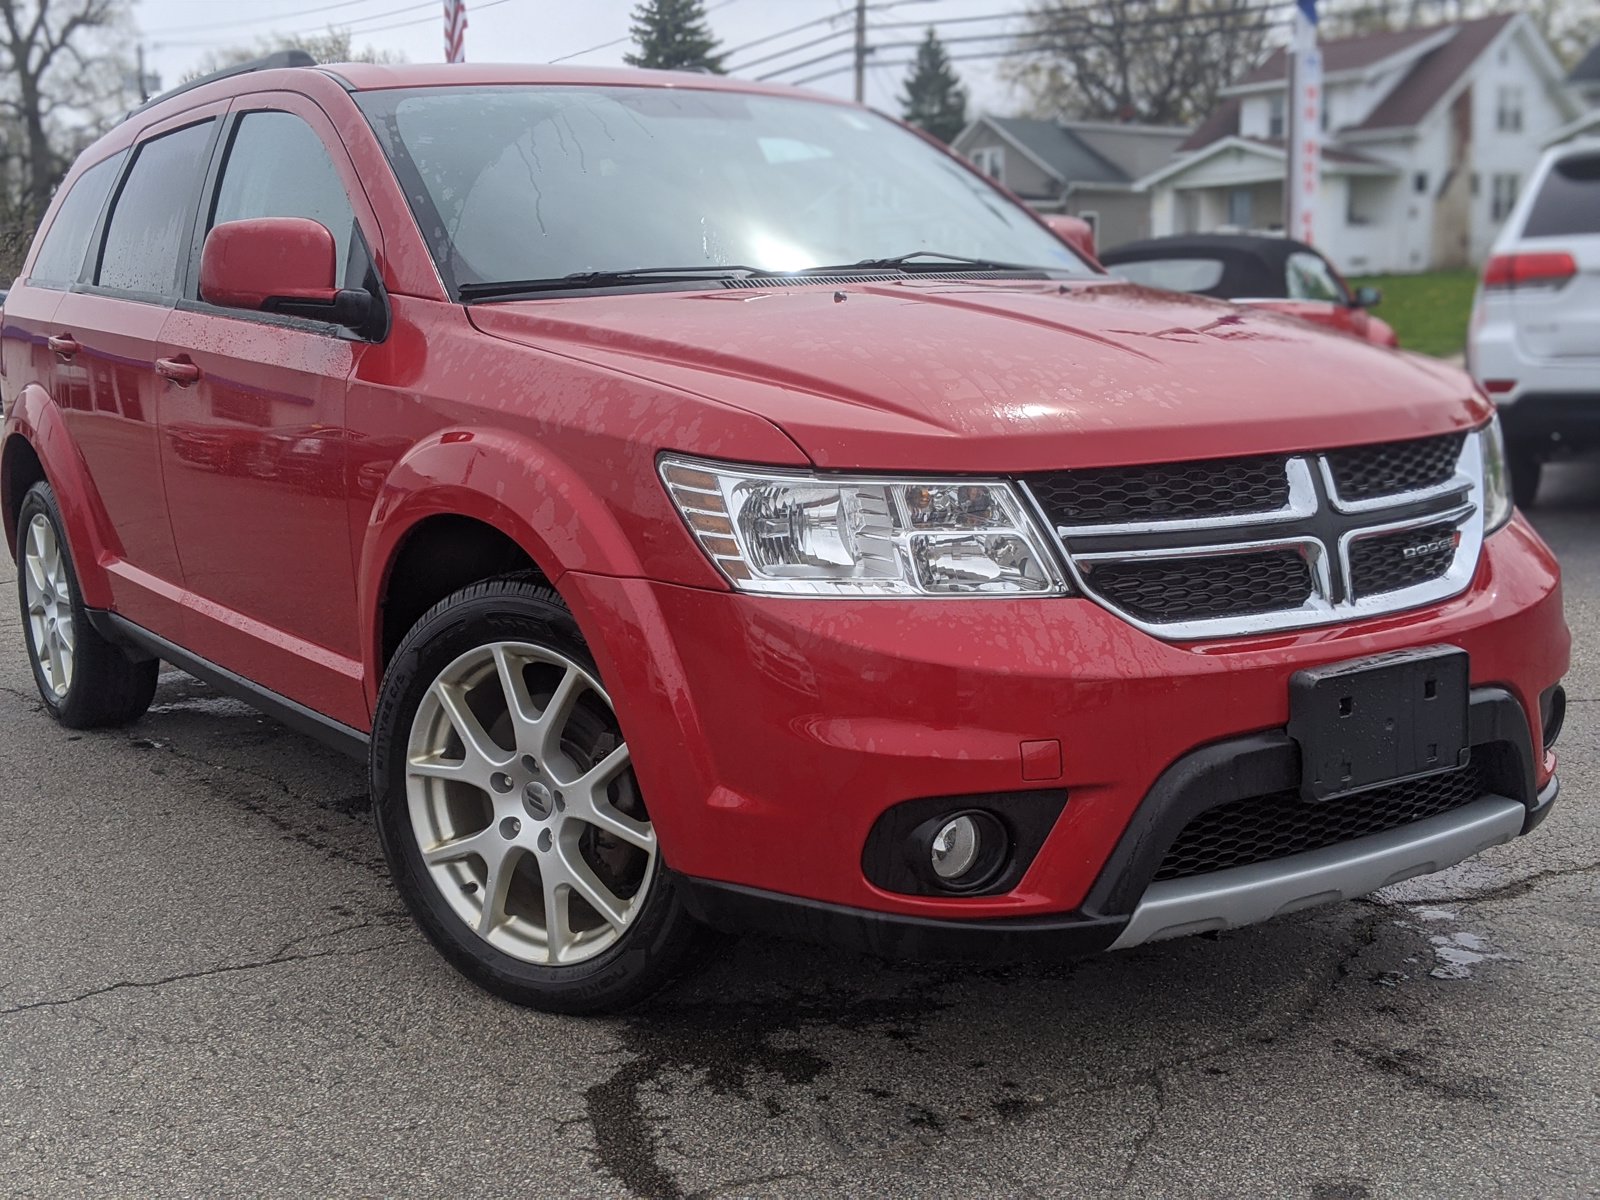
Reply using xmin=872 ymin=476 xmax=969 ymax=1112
xmin=1 ymin=56 xmax=1568 ymax=1013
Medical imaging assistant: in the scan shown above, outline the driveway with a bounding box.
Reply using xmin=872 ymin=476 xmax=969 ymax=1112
xmin=2 ymin=468 xmax=1596 ymax=1198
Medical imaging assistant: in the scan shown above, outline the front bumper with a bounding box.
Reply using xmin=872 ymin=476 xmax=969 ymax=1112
xmin=562 ymin=514 xmax=1566 ymax=947
xmin=675 ymin=691 xmax=1556 ymax=960
xmin=1496 ymin=391 xmax=1600 ymax=452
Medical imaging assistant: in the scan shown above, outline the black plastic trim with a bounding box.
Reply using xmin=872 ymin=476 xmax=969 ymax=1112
xmin=85 ymin=610 xmax=369 ymax=759
xmin=1523 ymin=775 xmax=1560 ymax=836
xmin=1499 ymin=394 xmax=1600 ymax=451
xmin=676 ymin=873 xmax=1126 ymax=963
xmin=860 ymin=789 xmax=1068 ymax=897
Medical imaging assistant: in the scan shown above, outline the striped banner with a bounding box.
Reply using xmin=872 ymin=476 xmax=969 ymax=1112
xmin=445 ymin=0 xmax=468 ymax=63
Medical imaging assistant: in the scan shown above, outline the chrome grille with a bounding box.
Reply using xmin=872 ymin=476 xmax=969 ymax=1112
xmin=1023 ymin=430 xmax=1485 ymax=639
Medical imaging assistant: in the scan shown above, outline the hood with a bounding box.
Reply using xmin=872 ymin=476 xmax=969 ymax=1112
xmin=467 ymin=277 xmax=1489 ymax=473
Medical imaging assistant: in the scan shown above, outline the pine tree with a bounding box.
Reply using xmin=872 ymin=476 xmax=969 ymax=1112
xmin=899 ymin=28 xmax=969 ymax=144
xmin=624 ymin=0 xmax=726 ymax=74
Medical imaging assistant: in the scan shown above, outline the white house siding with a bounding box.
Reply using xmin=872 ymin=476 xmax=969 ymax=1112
xmin=1469 ymin=27 xmax=1573 ymax=259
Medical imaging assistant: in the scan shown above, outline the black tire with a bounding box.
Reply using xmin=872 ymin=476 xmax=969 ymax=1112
xmin=1508 ymin=447 xmax=1542 ymax=510
xmin=15 ymin=481 xmax=158 ymax=728
xmin=371 ymin=576 xmax=711 ymax=1013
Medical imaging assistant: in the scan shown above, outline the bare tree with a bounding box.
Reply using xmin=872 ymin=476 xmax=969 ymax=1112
xmin=0 ymin=0 xmax=130 ymax=226
xmin=1003 ymin=0 xmax=1275 ymax=125
xmin=181 ymin=28 xmax=405 ymax=83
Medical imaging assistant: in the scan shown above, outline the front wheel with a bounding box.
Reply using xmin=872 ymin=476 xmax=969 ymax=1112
xmin=371 ymin=577 xmax=709 ymax=1013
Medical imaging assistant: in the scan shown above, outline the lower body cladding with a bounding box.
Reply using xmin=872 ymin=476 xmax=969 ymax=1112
xmin=676 ymin=689 xmax=1559 ymax=960
xmin=563 ymin=517 xmax=1567 ymax=961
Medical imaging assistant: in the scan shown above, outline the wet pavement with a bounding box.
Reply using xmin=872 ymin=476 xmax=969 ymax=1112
xmin=1 ymin=465 xmax=1596 ymax=1198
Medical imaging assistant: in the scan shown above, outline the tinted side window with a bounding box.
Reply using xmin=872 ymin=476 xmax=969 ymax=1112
xmin=29 ymin=151 xmax=127 ymax=287
xmin=1522 ymin=153 xmax=1600 ymax=238
xmin=1286 ymin=251 xmax=1345 ymax=303
xmin=98 ymin=121 xmax=215 ymax=297
xmin=1111 ymin=258 xmax=1226 ymax=295
xmin=210 ymin=112 xmax=363 ymax=289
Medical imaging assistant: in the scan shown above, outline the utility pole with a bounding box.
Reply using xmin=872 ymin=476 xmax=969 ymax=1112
xmin=853 ymin=0 xmax=867 ymax=103
xmin=136 ymin=42 xmax=149 ymax=103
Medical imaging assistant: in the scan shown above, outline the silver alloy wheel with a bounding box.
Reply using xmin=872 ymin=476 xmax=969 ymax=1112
xmin=23 ymin=513 xmax=75 ymax=698
xmin=405 ymin=641 xmax=658 ymax=966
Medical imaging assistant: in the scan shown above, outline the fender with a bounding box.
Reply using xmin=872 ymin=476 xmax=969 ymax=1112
xmin=357 ymin=424 xmax=703 ymax=699
xmin=2 ymin=384 xmax=122 ymax=607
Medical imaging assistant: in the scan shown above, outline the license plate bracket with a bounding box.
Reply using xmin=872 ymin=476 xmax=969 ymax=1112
xmin=1287 ymin=646 xmax=1470 ymax=803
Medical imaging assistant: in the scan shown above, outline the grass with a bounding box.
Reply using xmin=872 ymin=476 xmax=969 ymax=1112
xmin=1347 ymin=268 xmax=1479 ymax=358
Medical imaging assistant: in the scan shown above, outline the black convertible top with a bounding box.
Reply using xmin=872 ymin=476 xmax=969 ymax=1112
xmin=1100 ymin=233 xmax=1339 ymax=301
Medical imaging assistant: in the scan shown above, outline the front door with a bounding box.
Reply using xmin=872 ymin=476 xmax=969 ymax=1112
xmin=156 ymin=97 xmax=381 ymax=726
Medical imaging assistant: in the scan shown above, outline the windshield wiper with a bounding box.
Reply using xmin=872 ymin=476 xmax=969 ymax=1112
xmin=459 ymin=266 xmax=765 ymax=301
xmin=830 ymin=250 xmax=1042 ymax=273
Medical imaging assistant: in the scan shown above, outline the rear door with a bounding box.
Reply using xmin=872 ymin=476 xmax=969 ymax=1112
xmin=155 ymin=93 xmax=380 ymax=725
xmin=1508 ymin=148 xmax=1600 ymax=363
xmin=50 ymin=109 xmax=224 ymax=635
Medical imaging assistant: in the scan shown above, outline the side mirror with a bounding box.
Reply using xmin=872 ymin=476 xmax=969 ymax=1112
xmin=1350 ymin=285 xmax=1382 ymax=309
xmin=200 ymin=217 xmax=372 ymax=329
xmin=1042 ymin=214 xmax=1099 ymax=266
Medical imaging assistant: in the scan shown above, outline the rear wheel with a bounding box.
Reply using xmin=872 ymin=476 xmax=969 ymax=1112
xmin=15 ymin=482 xmax=158 ymax=728
xmin=371 ymin=577 xmax=708 ymax=1012
xmin=1508 ymin=446 xmax=1542 ymax=509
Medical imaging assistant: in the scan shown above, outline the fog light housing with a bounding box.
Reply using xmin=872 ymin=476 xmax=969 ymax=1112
xmin=918 ymin=810 xmax=1008 ymax=893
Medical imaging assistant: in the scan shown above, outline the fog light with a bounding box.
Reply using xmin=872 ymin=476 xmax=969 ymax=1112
xmin=931 ymin=816 xmax=981 ymax=881
xmin=918 ymin=810 xmax=1008 ymax=892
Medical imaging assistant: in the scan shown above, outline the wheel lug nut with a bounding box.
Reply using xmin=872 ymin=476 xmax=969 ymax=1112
xmin=537 ymin=829 xmax=553 ymax=853
xmin=552 ymin=792 xmax=564 ymax=812
xmin=499 ymin=816 xmax=521 ymax=839
xmin=521 ymin=754 xmax=539 ymax=773
xmin=490 ymin=772 xmax=513 ymax=793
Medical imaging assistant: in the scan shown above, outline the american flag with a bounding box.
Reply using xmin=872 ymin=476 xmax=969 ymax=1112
xmin=444 ymin=0 xmax=468 ymax=63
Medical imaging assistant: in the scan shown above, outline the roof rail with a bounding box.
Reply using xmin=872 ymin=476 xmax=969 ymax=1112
xmin=123 ymin=49 xmax=317 ymax=122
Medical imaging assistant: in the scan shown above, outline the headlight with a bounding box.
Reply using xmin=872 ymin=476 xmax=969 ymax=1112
xmin=659 ymin=456 xmax=1069 ymax=597
xmin=1479 ymin=415 xmax=1513 ymax=532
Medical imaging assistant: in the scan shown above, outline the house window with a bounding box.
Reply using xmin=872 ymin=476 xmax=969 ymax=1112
xmin=1346 ymin=179 xmax=1376 ymax=227
xmin=1268 ymin=93 xmax=1285 ymax=140
xmin=1496 ymin=85 xmax=1523 ymax=133
xmin=1491 ymin=172 xmax=1520 ymax=222
xmin=1414 ymin=171 xmax=1428 ymax=195
xmin=970 ymin=146 xmax=1003 ymax=182
xmin=1228 ymin=188 xmax=1253 ymax=228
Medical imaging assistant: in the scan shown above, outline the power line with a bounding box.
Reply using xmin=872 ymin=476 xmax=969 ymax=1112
xmin=144 ymin=0 xmax=413 ymax=37
xmin=547 ymin=0 xmax=742 ymax=65
xmin=760 ymin=2 xmax=1289 ymax=82
xmin=787 ymin=16 xmax=1285 ymax=87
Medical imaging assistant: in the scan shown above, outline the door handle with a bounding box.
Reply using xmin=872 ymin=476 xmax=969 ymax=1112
xmin=155 ymin=356 xmax=201 ymax=386
xmin=46 ymin=334 xmax=78 ymax=359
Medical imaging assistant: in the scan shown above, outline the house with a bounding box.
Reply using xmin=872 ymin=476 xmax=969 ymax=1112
xmin=950 ymin=116 xmax=1189 ymax=250
xmin=1140 ymin=13 xmax=1584 ymax=273
xmin=1546 ymin=40 xmax=1600 ymax=145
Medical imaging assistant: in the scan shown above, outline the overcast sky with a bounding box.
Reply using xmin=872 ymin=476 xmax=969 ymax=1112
xmin=131 ymin=0 xmax=1028 ymax=115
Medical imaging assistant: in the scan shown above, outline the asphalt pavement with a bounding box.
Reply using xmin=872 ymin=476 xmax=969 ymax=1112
xmin=1 ymin=466 xmax=1596 ymax=1199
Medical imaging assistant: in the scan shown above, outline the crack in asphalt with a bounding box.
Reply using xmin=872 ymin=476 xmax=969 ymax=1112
xmin=1390 ymin=859 xmax=1600 ymax=907
xmin=0 ymin=940 xmax=411 ymax=1018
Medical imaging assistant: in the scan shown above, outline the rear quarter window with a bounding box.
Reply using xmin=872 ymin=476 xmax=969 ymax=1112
xmin=1522 ymin=153 xmax=1600 ymax=238
xmin=1111 ymin=257 xmax=1226 ymax=294
xmin=29 ymin=151 xmax=127 ymax=287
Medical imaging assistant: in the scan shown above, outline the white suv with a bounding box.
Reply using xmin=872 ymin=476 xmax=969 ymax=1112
xmin=1468 ymin=139 xmax=1600 ymax=506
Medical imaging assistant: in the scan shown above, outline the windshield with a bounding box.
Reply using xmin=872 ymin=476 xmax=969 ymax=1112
xmin=356 ymin=85 xmax=1088 ymax=294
